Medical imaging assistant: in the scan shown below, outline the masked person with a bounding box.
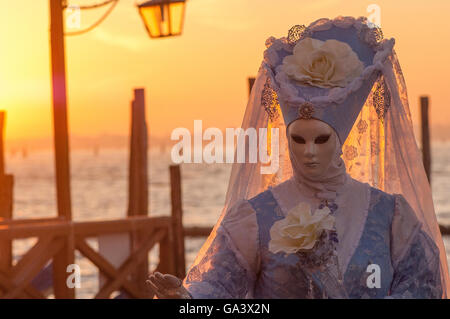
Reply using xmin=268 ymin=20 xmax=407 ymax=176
xmin=147 ymin=16 xmax=449 ymax=299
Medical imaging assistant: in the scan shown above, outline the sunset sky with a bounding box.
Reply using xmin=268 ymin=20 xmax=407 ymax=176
xmin=1 ymin=0 xmax=450 ymax=145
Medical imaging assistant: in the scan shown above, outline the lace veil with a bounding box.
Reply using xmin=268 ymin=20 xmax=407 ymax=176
xmin=186 ymin=16 xmax=449 ymax=297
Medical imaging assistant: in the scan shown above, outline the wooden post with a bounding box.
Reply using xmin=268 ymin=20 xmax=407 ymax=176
xmin=128 ymin=88 xmax=148 ymax=217
xmin=155 ymin=227 xmax=175 ymax=276
xmin=170 ymin=165 xmax=185 ymax=279
xmin=420 ymin=96 xmax=431 ymax=184
xmin=128 ymin=88 xmax=149 ymax=294
xmin=440 ymin=224 xmax=450 ymax=236
xmin=248 ymin=77 xmax=255 ymax=96
xmin=0 ymin=111 xmax=13 ymax=277
xmin=49 ymin=0 xmax=74 ymax=298
xmin=98 ymin=89 xmax=149 ymax=297
xmin=0 ymin=111 xmax=4 ymax=175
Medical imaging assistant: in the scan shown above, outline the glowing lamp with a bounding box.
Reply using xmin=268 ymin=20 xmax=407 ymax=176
xmin=137 ymin=0 xmax=186 ymax=38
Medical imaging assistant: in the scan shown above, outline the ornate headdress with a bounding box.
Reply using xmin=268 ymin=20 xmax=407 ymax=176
xmin=261 ymin=16 xmax=392 ymax=143
xmin=187 ymin=16 xmax=450 ymax=297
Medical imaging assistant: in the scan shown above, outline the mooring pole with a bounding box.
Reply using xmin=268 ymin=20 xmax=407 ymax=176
xmin=248 ymin=77 xmax=255 ymax=96
xmin=420 ymin=96 xmax=431 ymax=184
xmin=170 ymin=165 xmax=185 ymax=279
xmin=128 ymin=88 xmax=149 ymax=294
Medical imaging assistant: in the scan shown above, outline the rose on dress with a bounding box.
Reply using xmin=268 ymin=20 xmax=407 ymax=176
xmin=281 ymin=37 xmax=364 ymax=88
xmin=269 ymin=202 xmax=335 ymax=254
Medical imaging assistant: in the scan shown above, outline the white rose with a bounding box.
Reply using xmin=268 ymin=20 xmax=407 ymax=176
xmin=269 ymin=202 xmax=335 ymax=254
xmin=281 ymin=37 xmax=364 ymax=88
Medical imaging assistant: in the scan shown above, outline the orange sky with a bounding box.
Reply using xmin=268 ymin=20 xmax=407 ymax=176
xmin=1 ymin=0 xmax=450 ymax=143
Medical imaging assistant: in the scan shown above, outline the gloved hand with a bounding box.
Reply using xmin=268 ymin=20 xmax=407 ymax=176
xmin=146 ymin=271 xmax=192 ymax=299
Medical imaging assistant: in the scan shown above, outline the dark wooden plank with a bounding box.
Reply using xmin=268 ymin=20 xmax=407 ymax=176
xmin=5 ymin=238 xmax=64 ymax=298
xmin=0 ymin=175 xmax=13 ymax=274
xmin=155 ymin=227 xmax=175 ymax=276
xmin=170 ymin=165 xmax=185 ymax=278
xmin=128 ymin=88 xmax=148 ymax=217
xmin=52 ymin=234 xmax=75 ymax=299
xmin=183 ymin=226 xmax=213 ymax=237
xmin=0 ymin=271 xmax=46 ymax=299
xmin=75 ymin=237 xmax=144 ymax=298
xmin=0 ymin=217 xmax=64 ymax=226
xmin=127 ymin=88 xmax=149 ymax=293
xmin=0 ymin=221 xmax=70 ymax=239
xmin=0 ymin=111 xmax=5 ymax=175
xmin=420 ymin=96 xmax=431 ymax=184
xmin=95 ymin=229 xmax=166 ymax=299
xmin=248 ymin=77 xmax=255 ymax=96
xmin=440 ymin=224 xmax=450 ymax=236
xmin=0 ymin=112 xmax=12 ymax=275
xmin=73 ymin=216 xmax=170 ymax=237
xmin=11 ymin=236 xmax=53 ymax=278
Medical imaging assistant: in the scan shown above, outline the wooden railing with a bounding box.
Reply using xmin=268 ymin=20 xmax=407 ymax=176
xmin=0 ymin=215 xmax=177 ymax=299
xmin=0 ymin=104 xmax=216 ymax=299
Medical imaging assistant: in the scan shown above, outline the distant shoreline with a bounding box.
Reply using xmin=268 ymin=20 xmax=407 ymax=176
xmin=5 ymin=123 xmax=450 ymax=153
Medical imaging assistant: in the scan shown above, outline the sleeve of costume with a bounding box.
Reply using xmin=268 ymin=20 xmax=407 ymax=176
xmin=388 ymin=194 xmax=443 ymax=298
xmin=182 ymin=199 xmax=260 ymax=298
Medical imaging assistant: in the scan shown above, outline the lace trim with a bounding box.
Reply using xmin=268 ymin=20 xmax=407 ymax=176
xmin=262 ymin=16 xmax=395 ymax=109
xmin=373 ymin=77 xmax=392 ymax=121
xmin=261 ymin=77 xmax=280 ymax=122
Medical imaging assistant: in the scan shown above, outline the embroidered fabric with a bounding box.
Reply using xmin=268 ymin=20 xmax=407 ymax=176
xmin=250 ymin=186 xmax=441 ymax=298
xmin=270 ymin=177 xmax=371 ymax=275
xmin=389 ymin=228 xmax=442 ymax=298
xmin=182 ymin=173 xmax=442 ymax=298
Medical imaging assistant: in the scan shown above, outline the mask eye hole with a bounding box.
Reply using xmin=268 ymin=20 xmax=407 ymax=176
xmin=314 ymin=134 xmax=330 ymax=144
xmin=291 ymin=134 xmax=306 ymax=144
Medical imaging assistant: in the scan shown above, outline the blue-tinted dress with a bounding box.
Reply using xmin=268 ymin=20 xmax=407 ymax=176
xmin=182 ymin=178 xmax=443 ymax=298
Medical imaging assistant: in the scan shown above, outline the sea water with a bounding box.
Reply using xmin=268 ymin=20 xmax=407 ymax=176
xmin=4 ymin=143 xmax=450 ymax=298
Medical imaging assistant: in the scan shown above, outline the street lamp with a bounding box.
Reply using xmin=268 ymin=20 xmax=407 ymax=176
xmin=45 ymin=0 xmax=190 ymax=298
xmin=137 ymin=0 xmax=187 ymax=38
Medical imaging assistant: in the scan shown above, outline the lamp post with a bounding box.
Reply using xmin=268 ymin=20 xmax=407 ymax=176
xmin=50 ymin=0 xmax=71 ymax=222
xmin=137 ymin=0 xmax=187 ymax=38
xmin=48 ymin=0 xmax=188 ymax=220
xmin=49 ymin=0 xmax=74 ymax=299
xmin=47 ymin=0 xmax=188 ymax=298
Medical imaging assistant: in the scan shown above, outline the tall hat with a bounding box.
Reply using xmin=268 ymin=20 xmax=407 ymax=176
xmin=261 ymin=16 xmax=395 ymax=143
